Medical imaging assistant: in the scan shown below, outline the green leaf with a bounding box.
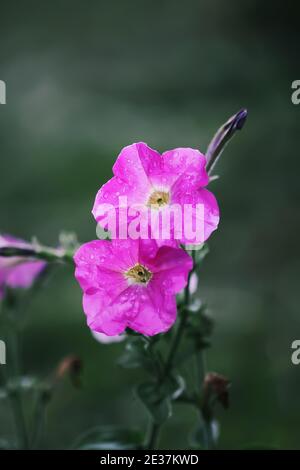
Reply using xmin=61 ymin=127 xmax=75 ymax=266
xmin=73 ymin=426 xmax=143 ymax=450
xmin=137 ymin=374 xmax=185 ymax=423
xmin=136 ymin=382 xmax=172 ymax=424
xmin=186 ymin=306 xmax=214 ymax=340
xmin=118 ymin=337 xmax=160 ymax=374
xmin=176 ymin=340 xmax=210 ymax=366
xmin=161 ymin=374 xmax=186 ymax=400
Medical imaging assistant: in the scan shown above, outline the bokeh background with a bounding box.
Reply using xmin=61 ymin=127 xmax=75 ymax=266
xmin=0 ymin=0 xmax=299 ymax=449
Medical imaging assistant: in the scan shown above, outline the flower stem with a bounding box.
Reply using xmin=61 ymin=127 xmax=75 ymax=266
xmin=164 ymin=301 xmax=189 ymax=378
xmin=10 ymin=391 xmax=29 ymax=449
xmin=9 ymin=328 xmax=29 ymax=450
xmin=31 ymin=387 xmax=50 ymax=449
xmin=0 ymin=246 xmax=74 ymax=265
xmin=146 ymin=264 xmax=194 ymax=450
xmin=146 ymin=422 xmax=161 ymax=450
xmin=198 ymin=357 xmax=214 ymax=450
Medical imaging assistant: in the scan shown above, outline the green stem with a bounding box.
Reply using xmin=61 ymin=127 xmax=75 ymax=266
xmin=147 ymin=422 xmax=161 ymax=451
xmin=202 ymin=414 xmax=214 ymax=450
xmin=9 ymin=391 xmax=29 ymax=449
xmin=194 ymin=325 xmax=214 ymax=450
xmin=146 ymin=262 xmax=194 ymax=450
xmin=9 ymin=328 xmax=29 ymax=450
xmin=31 ymin=390 xmax=49 ymax=449
xmin=0 ymin=246 xmax=74 ymax=265
xmin=163 ymin=307 xmax=189 ymax=378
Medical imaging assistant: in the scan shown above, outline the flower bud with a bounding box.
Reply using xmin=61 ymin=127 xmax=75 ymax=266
xmin=54 ymin=355 xmax=82 ymax=388
xmin=206 ymin=109 xmax=248 ymax=174
xmin=202 ymin=372 xmax=231 ymax=420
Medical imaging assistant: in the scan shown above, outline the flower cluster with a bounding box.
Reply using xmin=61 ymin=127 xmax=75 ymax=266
xmin=74 ymin=143 xmax=220 ymax=336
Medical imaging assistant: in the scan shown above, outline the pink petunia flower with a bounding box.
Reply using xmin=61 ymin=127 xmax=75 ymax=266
xmin=92 ymin=142 xmax=219 ymax=245
xmin=0 ymin=234 xmax=46 ymax=299
xmin=74 ymin=238 xmax=193 ymax=336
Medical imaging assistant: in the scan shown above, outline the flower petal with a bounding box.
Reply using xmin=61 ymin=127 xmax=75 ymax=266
xmin=149 ymin=246 xmax=193 ymax=294
xmin=93 ymin=143 xmax=163 ymax=222
xmin=0 ymin=234 xmax=46 ymax=293
xmin=83 ymin=290 xmax=128 ymax=336
xmin=162 ymin=147 xmax=209 ymax=189
xmin=74 ymin=239 xmax=140 ymax=293
xmin=5 ymin=261 xmax=46 ymax=289
xmin=126 ymin=284 xmax=177 ymax=336
xmin=170 ymin=187 xmax=220 ymax=244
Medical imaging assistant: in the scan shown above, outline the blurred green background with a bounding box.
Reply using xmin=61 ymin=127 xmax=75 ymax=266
xmin=0 ymin=0 xmax=300 ymax=449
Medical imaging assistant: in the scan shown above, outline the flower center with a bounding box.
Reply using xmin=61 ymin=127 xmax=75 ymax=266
xmin=125 ymin=263 xmax=152 ymax=285
xmin=147 ymin=190 xmax=170 ymax=209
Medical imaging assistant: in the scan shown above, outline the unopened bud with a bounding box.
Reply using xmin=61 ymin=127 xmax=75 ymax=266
xmin=202 ymin=372 xmax=231 ymax=419
xmin=206 ymin=108 xmax=248 ymax=175
xmin=54 ymin=355 xmax=82 ymax=388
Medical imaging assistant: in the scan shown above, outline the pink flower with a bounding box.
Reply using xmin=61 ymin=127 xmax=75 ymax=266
xmin=0 ymin=234 xmax=46 ymax=299
xmin=92 ymin=143 xmax=219 ymax=244
xmin=74 ymin=238 xmax=193 ymax=336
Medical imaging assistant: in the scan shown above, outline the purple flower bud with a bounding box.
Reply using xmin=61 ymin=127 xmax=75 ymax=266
xmin=206 ymin=109 xmax=248 ymax=175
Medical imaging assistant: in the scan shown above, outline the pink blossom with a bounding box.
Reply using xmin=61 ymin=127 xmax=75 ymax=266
xmin=0 ymin=234 xmax=46 ymax=299
xmin=92 ymin=143 xmax=219 ymax=245
xmin=74 ymin=238 xmax=193 ymax=336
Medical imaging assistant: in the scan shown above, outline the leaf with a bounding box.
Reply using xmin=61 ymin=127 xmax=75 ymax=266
xmin=73 ymin=426 xmax=143 ymax=450
xmin=186 ymin=306 xmax=214 ymax=340
xmin=176 ymin=340 xmax=210 ymax=366
xmin=136 ymin=382 xmax=172 ymax=424
xmin=118 ymin=337 xmax=160 ymax=374
xmin=136 ymin=373 xmax=185 ymax=423
xmin=161 ymin=374 xmax=186 ymax=400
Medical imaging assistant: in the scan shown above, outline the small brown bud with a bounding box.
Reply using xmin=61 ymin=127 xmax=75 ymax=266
xmin=203 ymin=372 xmax=231 ymax=411
xmin=54 ymin=355 xmax=82 ymax=388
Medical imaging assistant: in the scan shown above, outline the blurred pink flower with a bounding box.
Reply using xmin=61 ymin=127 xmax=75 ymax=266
xmin=92 ymin=142 xmax=219 ymax=244
xmin=0 ymin=234 xmax=46 ymax=298
xmin=74 ymin=238 xmax=193 ymax=336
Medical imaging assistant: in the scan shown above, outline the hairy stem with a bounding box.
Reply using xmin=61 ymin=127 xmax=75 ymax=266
xmin=146 ymin=261 xmax=194 ymax=450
